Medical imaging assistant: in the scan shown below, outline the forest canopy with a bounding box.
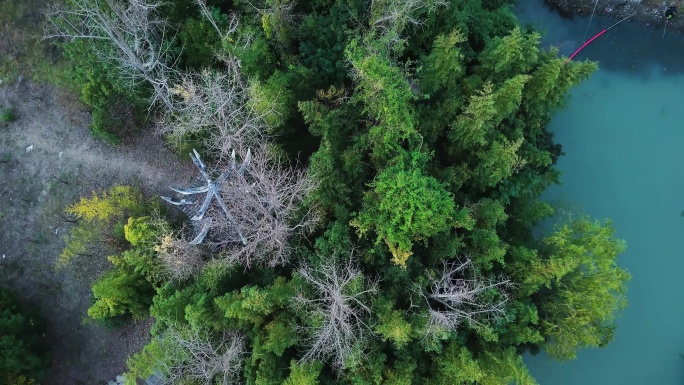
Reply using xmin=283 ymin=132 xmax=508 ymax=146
xmin=47 ymin=0 xmax=631 ymax=384
xmin=0 ymin=288 xmax=50 ymax=384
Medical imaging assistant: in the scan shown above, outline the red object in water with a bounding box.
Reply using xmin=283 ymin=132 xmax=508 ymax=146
xmin=564 ymin=29 xmax=608 ymax=64
xmin=564 ymin=11 xmax=636 ymax=65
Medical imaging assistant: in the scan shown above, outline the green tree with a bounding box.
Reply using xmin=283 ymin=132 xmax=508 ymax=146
xmin=215 ymin=276 xmax=294 ymax=328
xmin=432 ymin=342 xmax=483 ymax=385
xmin=88 ymin=267 xmax=155 ymax=322
xmin=177 ymin=5 xmax=232 ymax=69
xmin=373 ymin=297 xmax=412 ymax=349
xmin=351 ymin=151 xmax=457 ymax=266
xmin=0 ymin=289 xmax=49 ymax=382
xmin=382 ymin=355 xmax=416 ymax=385
xmin=419 ymin=29 xmax=466 ymax=95
xmin=283 ymin=360 xmax=322 ymax=385
xmin=87 ymin=215 xmax=167 ymax=326
xmin=124 ymin=339 xmax=164 ymax=385
xmin=346 ymin=37 xmax=421 ymax=167
xmin=94 ymin=1 xmax=626 ymax=383
xmin=59 ymin=186 xmax=147 ymax=267
xmin=479 ymin=27 xmax=539 ymax=80
xmin=477 ymin=347 xmax=537 ymax=385
xmin=533 ymin=218 xmax=630 ymax=360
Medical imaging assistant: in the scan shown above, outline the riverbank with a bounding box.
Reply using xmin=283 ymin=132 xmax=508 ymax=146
xmin=545 ymin=0 xmax=684 ymax=33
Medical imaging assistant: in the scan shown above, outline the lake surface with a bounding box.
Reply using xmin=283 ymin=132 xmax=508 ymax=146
xmin=515 ymin=2 xmax=684 ymax=384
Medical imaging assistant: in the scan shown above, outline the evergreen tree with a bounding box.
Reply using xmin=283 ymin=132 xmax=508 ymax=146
xmin=0 ymin=289 xmax=50 ymax=383
xmin=38 ymin=0 xmax=631 ymax=383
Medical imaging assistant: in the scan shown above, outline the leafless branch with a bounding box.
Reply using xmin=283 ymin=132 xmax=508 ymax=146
xmin=158 ymin=328 xmax=245 ymax=385
xmin=214 ymin=147 xmax=319 ymax=267
xmin=162 ymin=69 xmax=275 ymax=160
xmin=420 ymin=257 xmax=511 ymax=337
xmin=154 ymin=225 xmax=205 ymax=280
xmin=162 ymin=147 xmax=319 ymax=268
xmin=369 ymin=0 xmax=448 ymax=49
xmin=194 ymin=0 xmax=239 ymax=42
xmin=293 ymin=251 xmax=378 ymax=371
xmin=45 ymin=0 xmax=177 ymax=108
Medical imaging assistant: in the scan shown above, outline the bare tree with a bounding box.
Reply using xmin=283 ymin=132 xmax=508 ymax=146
xmin=421 ymin=257 xmax=510 ymax=337
xmin=157 ymin=2 xmax=266 ymax=158
xmin=163 ymin=67 xmax=277 ymax=160
xmin=158 ymin=328 xmax=245 ymax=385
xmin=216 ymin=146 xmax=319 ymax=267
xmin=154 ymin=226 xmax=205 ymax=280
xmin=293 ymin=251 xmax=378 ymax=371
xmin=45 ymin=0 xmax=176 ymax=108
xmin=162 ymin=147 xmax=319 ymax=268
xmin=162 ymin=148 xmax=251 ymax=248
xmin=369 ymin=0 xmax=448 ymax=49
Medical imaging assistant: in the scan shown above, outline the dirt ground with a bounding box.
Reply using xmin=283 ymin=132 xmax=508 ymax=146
xmin=0 ymin=0 xmax=190 ymax=382
xmin=0 ymin=0 xmax=201 ymax=382
xmin=0 ymin=79 xmax=193 ymax=384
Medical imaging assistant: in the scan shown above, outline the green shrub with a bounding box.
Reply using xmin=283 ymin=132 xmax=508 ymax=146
xmin=59 ymin=186 xmax=147 ymax=267
xmin=177 ymin=7 xmax=231 ymax=69
xmin=90 ymin=108 xmax=123 ymax=145
xmin=0 ymin=289 xmax=50 ymax=382
xmin=88 ymin=268 xmax=155 ymax=323
xmin=112 ymin=221 xmax=127 ymax=242
xmin=0 ymin=108 xmax=16 ymax=122
xmin=60 ymin=38 xmax=146 ymax=143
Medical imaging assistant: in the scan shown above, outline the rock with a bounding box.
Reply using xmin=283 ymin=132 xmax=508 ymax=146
xmin=26 ymin=145 xmax=33 ymax=153
xmin=544 ymin=0 xmax=684 ymax=34
xmin=116 ymin=375 xmax=125 ymax=383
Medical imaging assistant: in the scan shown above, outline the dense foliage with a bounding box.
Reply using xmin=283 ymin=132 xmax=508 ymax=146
xmin=59 ymin=186 xmax=148 ymax=267
xmin=59 ymin=186 xmax=167 ymax=327
xmin=51 ymin=0 xmax=631 ymax=384
xmin=0 ymin=289 xmax=50 ymax=383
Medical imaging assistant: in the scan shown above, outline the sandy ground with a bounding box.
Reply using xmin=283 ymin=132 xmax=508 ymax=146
xmin=0 ymin=78 xmax=193 ymax=384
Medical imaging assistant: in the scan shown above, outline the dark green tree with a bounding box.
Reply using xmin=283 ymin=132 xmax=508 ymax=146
xmin=0 ymin=289 xmax=50 ymax=383
xmin=97 ymin=1 xmax=630 ymax=383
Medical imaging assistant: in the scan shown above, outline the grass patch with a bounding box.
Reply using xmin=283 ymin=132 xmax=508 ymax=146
xmin=0 ymin=0 xmax=71 ymax=85
xmin=0 ymin=108 xmax=17 ymax=122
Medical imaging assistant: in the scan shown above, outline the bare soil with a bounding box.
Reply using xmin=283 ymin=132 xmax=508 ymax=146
xmin=0 ymin=1 xmax=196 ymax=383
xmin=0 ymin=79 xmax=193 ymax=384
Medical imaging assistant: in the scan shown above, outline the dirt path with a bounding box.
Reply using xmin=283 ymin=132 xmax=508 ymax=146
xmin=0 ymin=79 xmax=193 ymax=384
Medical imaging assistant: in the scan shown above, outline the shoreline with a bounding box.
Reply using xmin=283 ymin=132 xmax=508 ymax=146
xmin=544 ymin=0 xmax=684 ymax=33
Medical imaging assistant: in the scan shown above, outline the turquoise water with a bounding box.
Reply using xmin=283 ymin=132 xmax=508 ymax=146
xmin=515 ymin=2 xmax=684 ymax=384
